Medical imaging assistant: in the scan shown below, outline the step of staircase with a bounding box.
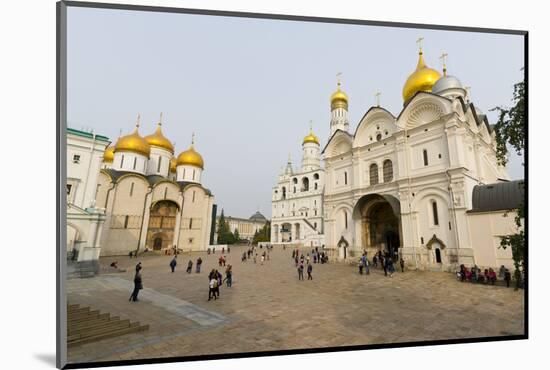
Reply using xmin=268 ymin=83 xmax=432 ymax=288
xmin=67 ymin=304 xmax=149 ymax=347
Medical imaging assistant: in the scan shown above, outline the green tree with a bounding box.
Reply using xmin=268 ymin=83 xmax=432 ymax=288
xmin=216 ymin=209 xmax=233 ymax=244
xmin=491 ymin=75 xmax=525 ymax=290
xmin=233 ymin=228 xmax=240 ymax=243
xmin=253 ymin=221 xmax=271 ymax=244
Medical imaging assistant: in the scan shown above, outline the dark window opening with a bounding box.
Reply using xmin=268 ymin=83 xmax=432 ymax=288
xmin=423 ymin=149 xmax=429 ymax=166
xmin=432 ymin=201 xmax=439 ymax=226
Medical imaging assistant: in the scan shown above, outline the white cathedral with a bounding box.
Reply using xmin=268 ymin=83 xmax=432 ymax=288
xmin=271 ymin=44 xmax=523 ymax=271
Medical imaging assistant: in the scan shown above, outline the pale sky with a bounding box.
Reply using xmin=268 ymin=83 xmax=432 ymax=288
xmin=67 ymin=7 xmax=525 ymax=218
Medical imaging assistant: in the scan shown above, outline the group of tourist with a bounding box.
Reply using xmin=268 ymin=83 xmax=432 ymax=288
xmin=457 ymin=264 xmax=511 ymax=286
xmin=207 ymin=265 xmax=233 ymax=300
xmin=292 ymin=248 xmax=324 ymax=281
xmin=206 ymin=246 xmax=230 ymax=255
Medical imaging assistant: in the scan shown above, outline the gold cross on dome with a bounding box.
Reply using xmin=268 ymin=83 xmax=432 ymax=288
xmin=439 ymin=52 xmax=448 ymax=75
xmin=135 ymin=113 xmax=141 ymax=128
xmin=159 ymin=112 xmax=163 ymax=124
xmin=336 ymin=72 xmax=342 ymax=87
xmin=416 ymin=37 xmax=424 ymax=53
xmin=374 ymin=91 xmax=381 ymax=107
xmin=309 ymin=120 xmax=313 ymax=131
xmin=191 ymin=132 xmax=195 ymax=146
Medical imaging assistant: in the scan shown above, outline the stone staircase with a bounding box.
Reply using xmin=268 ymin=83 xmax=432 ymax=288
xmin=67 ymin=304 xmax=149 ymax=347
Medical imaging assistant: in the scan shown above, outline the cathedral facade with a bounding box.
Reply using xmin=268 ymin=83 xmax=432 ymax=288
xmin=272 ymin=45 xmax=522 ymax=271
xmin=95 ymin=115 xmax=215 ymax=256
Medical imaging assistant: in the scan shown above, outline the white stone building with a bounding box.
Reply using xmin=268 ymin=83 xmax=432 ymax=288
xmin=95 ymin=115 xmax=215 ymax=256
xmin=322 ymin=47 xmax=520 ymax=271
xmin=271 ymin=127 xmax=325 ymax=247
xmin=272 ymin=45 xmax=523 ymax=271
xmin=66 ymin=128 xmax=110 ymax=264
xmin=214 ymin=211 xmax=268 ymax=242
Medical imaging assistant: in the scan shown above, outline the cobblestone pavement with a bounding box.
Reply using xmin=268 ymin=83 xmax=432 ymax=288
xmin=67 ymin=245 xmax=524 ymax=364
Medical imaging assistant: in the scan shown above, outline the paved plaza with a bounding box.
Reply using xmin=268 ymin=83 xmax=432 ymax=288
xmin=67 ymin=245 xmax=524 ymax=364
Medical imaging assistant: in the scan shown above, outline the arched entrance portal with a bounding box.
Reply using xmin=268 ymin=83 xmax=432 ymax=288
xmin=353 ymin=194 xmax=402 ymax=258
xmin=281 ymin=223 xmax=292 ymax=242
xmin=146 ymin=200 xmax=179 ymax=251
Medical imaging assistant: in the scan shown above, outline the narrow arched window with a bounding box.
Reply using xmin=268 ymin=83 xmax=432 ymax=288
xmin=423 ymin=149 xmax=429 ymax=166
xmin=344 ymin=210 xmax=348 ymax=229
xmin=383 ymin=160 xmax=393 ymax=182
xmin=302 ymin=177 xmax=310 ymax=191
xmin=432 ymin=200 xmax=439 ymax=226
xmin=120 ymin=155 xmax=125 ymax=167
xmin=129 ymin=182 xmax=134 ymax=197
xmin=133 ymin=157 xmax=137 ymax=170
xmin=344 ymin=171 xmax=348 ymax=185
xmin=369 ymin=163 xmax=379 ymax=185
xmin=157 ymin=156 xmax=162 ymax=172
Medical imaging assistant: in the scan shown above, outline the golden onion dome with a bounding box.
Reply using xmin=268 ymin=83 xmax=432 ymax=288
xmin=402 ymin=51 xmax=442 ymax=102
xmin=169 ymin=156 xmax=177 ymax=173
xmin=303 ymin=126 xmax=320 ymax=145
xmin=114 ymin=122 xmax=151 ymax=157
xmin=103 ymin=145 xmax=115 ymax=163
xmin=144 ymin=122 xmax=174 ymax=153
xmin=176 ymin=136 xmax=204 ymax=169
xmin=330 ymin=82 xmax=348 ymax=110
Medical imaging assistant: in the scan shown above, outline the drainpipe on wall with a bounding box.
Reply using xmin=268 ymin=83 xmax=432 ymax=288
xmin=175 ymin=190 xmax=185 ymax=249
xmin=136 ymin=187 xmax=153 ymax=254
xmin=445 ymin=170 xmax=461 ymax=260
xmin=403 ymin=125 xmax=418 ymax=270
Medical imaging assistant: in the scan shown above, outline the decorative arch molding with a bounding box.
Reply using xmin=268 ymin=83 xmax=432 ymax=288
xmin=150 ymin=198 xmax=181 ymax=211
xmin=353 ymin=107 xmax=398 ymax=148
xmin=322 ymin=130 xmax=353 ymax=158
xmin=426 ymin=234 xmax=446 ymax=250
xmin=397 ymin=93 xmax=451 ymax=129
xmin=329 ymin=202 xmax=354 ymax=220
xmin=337 ymin=235 xmax=349 ymax=249
xmin=352 ymin=193 xmax=401 ymax=220
xmin=410 ymin=186 xmax=451 ymax=211
xmin=67 ymin=222 xmax=84 ymax=240
xmin=115 ymin=173 xmax=150 ymax=187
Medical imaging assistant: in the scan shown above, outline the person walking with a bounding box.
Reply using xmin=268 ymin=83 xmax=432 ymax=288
xmin=400 ymin=258 xmax=405 ymax=273
xmin=306 ymin=254 xmax=310 ymax=265
xmin=504 ymin=269 xmax=511 ymax=287
xmin=196 ymin=257 xmax=202 ymax=273
xmin=298 ymin=262 xmax=304 ymax=280
xmin=358 ymin=258 xmax=364 ymax=275
xmin=129 ymin=269 xmax=143 ymax=302
xmin=381 ymin=255 xmax=387 ymax=276
xmin=307 ymin=263 xmax=313 ymax=280
xmin=208 ymin=276 xmax=218 ymax=301
xmin=261 ymin=254 xmax=265 ymax=265
xmin=387 ymin=257 xmax=395 ymax=278
xmin=216 ymin=270 xmax=223 ymax=297
xmin=135 ymin=262 xmax=142 ymax=274
xmin=224 ymin=265 xmax=233 ymax=287
xmin=169 ymin=256 xmax=177 ymax=273
xmin=187 ymin=260 xmax=193 ymax=274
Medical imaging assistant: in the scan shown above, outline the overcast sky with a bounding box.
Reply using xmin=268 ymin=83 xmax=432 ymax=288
xmin=67 ymin=7 xmax=525 ymax=218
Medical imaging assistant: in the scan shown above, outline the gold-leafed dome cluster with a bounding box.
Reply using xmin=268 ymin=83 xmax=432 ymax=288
xmin=402 ymin=51 xmax=442 ymax=102
xmin=114 ymin=123 xmax=151 ymax=157
xmin=177 ymin=135 xmax=204 ymax=169
xmin=103 ymin=145 xmax=115 ymax=163
xmin=169 ymin=156 xmax=177 ymax=173
xmin=144 ymin=122 xmax=174 ymax=153
xmin=303 ymin=126 xmax=320 ymax=145
xmin=330 ymin=81 xmax=348 ymax=110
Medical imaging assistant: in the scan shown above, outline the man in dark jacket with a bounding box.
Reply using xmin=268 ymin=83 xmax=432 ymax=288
xmin=129 ymin=270 xmax=143 ymax=302
xmin=170 ymin=256 xmax=177 ymax=273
